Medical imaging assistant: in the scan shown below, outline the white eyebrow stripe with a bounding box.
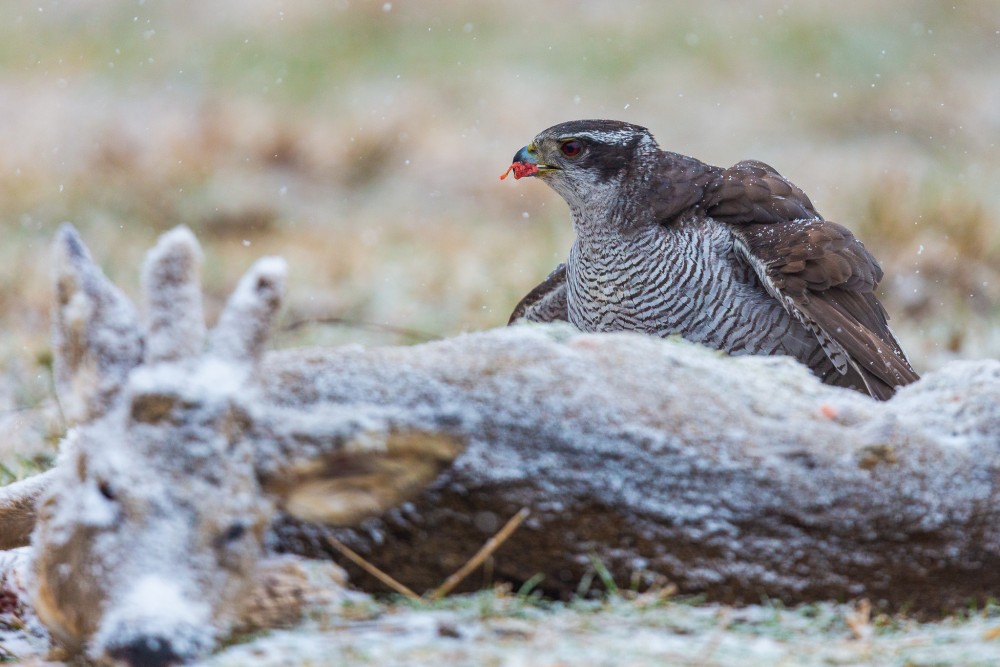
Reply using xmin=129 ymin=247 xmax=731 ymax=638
xmin=559 ymin=129 xmax=642 ymax=146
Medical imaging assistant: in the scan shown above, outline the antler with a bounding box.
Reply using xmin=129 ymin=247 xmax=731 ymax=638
xmin=52 ymin=223 xmax=143 ymax=424
xmin=209 ymin=255 xmax=287 ymax=365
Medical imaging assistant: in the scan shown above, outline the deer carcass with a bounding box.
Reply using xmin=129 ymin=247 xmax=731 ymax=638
xmin=2 ymin=225 xmax=1000 ymax=666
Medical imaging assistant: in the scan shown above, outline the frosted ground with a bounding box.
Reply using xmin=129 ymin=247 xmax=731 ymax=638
xmin=1 ymin=1 xmax=1000 ymax=665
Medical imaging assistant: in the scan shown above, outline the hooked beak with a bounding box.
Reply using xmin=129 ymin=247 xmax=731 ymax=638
xmin=512 ymin=145 xmax=537 ymax=166
xmin=515 ymin=144 xmax=558 ymax=172
xmin=501 ymin=144 xmax=540 ymax=181
xmin=499 ymin=143 xmax=557 ymax=181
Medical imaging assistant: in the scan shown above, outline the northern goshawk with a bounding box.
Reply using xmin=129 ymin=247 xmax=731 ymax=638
xmin=504 ymin=119 xmax=918 ymax=400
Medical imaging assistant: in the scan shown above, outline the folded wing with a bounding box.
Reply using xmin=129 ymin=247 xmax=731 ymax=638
xmin=708 ymin=161 xmax=918 ymax=399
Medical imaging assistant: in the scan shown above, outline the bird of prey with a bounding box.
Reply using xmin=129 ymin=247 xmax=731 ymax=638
xmin=503 ymin=119 xmax=918 ymax=400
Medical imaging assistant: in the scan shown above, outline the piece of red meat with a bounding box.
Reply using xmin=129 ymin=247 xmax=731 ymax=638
xmin=499 ymin=162 xmax=539 ymax=180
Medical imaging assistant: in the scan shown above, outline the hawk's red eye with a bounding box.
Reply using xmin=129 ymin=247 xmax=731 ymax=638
xmin=560 ymin=140 xmax=583 ymax=158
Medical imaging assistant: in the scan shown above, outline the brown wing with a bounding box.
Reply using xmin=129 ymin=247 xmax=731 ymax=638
xmin=705 ymin=159 xmax=820 ymax=224
xmin=708 ymin=162 xmax=918 ymax=400
xmin=648 ymin=157 xmax=819 ymax=227
xmin=645 ymin=152 xmax=720 ymax=223
xmin=508 ymin=263 xmax=568 ymax=325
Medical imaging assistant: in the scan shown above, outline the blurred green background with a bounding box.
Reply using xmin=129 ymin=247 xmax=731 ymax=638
xmin=0 ymin=0 xmax=998 ymax=465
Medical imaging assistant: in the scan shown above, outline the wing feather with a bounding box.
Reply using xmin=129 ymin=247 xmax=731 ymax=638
xmin=711 ymin=160 xmax=918 ymax=398
xmin=704 ymin=160 xmax=820 ymax=224
xmin=508 ymin=263 xmax=569 ymax=324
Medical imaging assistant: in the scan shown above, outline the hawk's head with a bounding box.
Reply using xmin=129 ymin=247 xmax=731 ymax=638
xmin=508 ymin=119 xmax=659 ymax=210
